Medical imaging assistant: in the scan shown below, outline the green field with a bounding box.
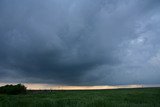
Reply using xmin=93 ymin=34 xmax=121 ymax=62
xmin=0 ymin=88 xmax=160 ymax=107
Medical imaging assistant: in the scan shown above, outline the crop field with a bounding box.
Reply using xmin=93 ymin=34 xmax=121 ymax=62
xmin=0 ymin=88 xmax=160 ymax=107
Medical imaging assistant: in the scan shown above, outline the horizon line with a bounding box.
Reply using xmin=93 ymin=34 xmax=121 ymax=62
xmin=0 ymin=83 xmax=160 ymax=90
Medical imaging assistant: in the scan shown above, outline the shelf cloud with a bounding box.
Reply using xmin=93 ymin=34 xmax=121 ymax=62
xmin=0 ymin=0 xmax=160 ymax=85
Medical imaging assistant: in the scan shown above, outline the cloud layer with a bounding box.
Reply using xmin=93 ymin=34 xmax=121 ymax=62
xmin=0 ymin=0 xmax=160 ymax=85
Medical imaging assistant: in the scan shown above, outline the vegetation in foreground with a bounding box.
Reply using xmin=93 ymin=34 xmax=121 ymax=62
xmin=0 ymin=88 xmax=160 ymax=107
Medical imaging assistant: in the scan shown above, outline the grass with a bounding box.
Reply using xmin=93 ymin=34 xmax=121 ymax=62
xmin=0 ymin=88 xmax=160 ymax=107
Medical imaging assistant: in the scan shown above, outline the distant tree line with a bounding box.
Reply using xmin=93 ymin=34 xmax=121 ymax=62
xmin=0 ymin=84 xmax=27 ymax=95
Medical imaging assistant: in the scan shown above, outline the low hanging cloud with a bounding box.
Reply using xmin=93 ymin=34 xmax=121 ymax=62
xmin=0 ymin=0 xmax=160 ymax=85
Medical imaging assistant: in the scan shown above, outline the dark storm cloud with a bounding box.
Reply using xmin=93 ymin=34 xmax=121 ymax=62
xmin=0 ymin=0 xmax=160 ymax=85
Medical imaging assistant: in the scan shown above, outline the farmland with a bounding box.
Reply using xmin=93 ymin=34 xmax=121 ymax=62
xmin=0 ymin=88 xmax=160 ymax=107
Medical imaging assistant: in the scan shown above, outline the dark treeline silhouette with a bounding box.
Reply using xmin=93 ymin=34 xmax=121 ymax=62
xmin=0 ymin=84 xmax=27 ymax=95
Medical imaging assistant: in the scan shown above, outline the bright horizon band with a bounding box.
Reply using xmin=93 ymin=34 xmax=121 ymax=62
xmin=0 ymin=83 xmax=160 ymax=90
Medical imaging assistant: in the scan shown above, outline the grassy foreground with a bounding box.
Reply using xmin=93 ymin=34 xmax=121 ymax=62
xmin=0 ymin=88 xmax=160 ymax=107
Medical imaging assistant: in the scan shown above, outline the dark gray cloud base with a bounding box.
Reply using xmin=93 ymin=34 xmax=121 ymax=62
xmin=0 ymin=0 xmax=160 ymax=85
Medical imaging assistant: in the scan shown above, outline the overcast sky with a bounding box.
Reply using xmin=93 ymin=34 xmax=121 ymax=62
xmin=0 ymin=0 xmax=160 ymax=86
